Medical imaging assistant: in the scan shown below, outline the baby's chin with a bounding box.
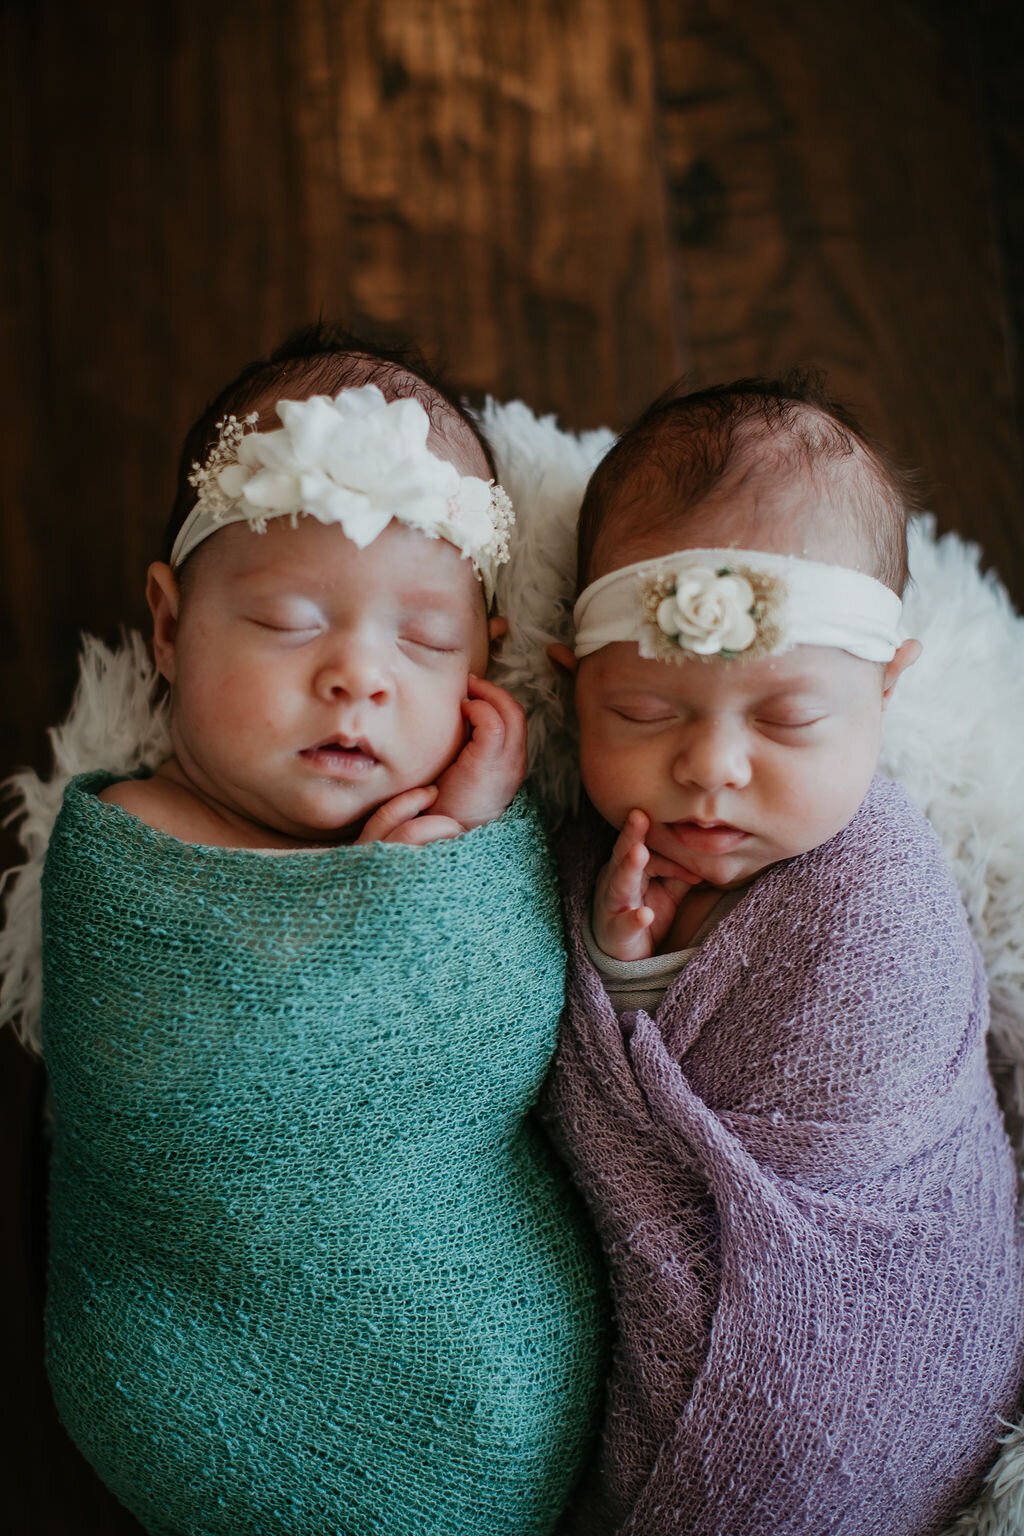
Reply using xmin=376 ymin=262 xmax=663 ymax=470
xmin=223 ymin=788 xmax=383 ymax=848
xmin=647 ymin=830 xmax=775 ymax=892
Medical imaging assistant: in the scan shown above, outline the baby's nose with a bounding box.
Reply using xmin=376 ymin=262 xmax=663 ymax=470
xmin=672 ymin=720 xmax=751 ymax=791
xmin=313 ymin=637 xmax=390 ymax=703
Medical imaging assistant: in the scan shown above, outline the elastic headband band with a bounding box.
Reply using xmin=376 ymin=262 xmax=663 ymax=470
xmin=573 ymin=547 xmax=903 ymax=664
xmin=170 ymin=385 xmax=514 ymax=602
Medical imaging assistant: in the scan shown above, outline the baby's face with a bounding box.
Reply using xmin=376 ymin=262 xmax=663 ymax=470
xmin=573 ymin=496 xmax=915 ymax=888
xmin=158 ymin=516 xmax=491 ymax=842
xmin=575 ymin=638 xmax=891 ymax=889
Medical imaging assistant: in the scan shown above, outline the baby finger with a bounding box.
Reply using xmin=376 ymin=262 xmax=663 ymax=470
xmin=355 ymin=785 xmax=438 ymax=844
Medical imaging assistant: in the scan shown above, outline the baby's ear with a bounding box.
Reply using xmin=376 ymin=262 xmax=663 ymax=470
xmin=547 ymin=642 xmax=577 ymax=678
xmin=488 ymin=615 xmax=508 ymax=644
xmin=146 ymin=562 xmax=181 ymax=685
xmin=882 ymin=638 xmax=922 ymax=704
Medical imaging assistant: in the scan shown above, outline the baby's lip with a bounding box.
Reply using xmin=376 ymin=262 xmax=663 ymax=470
xmin=668 ymin=819 xmax=748 ymax=853
xmin=299 ymin=736 xmax=380 ymax=771
xmin=304 ymin=734 xmax=374 ymax=755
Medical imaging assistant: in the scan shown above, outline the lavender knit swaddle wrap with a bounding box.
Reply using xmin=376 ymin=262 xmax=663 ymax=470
xmin=543 ymin=775 xmax=1024 ymax=1536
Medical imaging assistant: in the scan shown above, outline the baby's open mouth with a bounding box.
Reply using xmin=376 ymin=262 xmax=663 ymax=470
xmin=300 ymin=738 xmax=379 ymax=773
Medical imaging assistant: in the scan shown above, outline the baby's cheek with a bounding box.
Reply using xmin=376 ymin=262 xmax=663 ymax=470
xmin=418 ymin=679 xmax=470 ymax=777
xmin=579 ymin=760 xmax=638 ymax=832
xmin=792 ymin=765 xmax=871 ymax=848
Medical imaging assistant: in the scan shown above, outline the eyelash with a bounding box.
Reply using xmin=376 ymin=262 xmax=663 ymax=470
xmin=401 ymin=636 xmax=461 ymax=655
xmin=247 ymin=617 xmax=462 ymax=655
xmin=610 ymin=709 xmax=822 ymax=730
xmin=251 ymin=619 xmax=320 ymax=635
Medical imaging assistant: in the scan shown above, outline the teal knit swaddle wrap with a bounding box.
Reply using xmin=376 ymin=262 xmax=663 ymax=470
xmin=42 ymin=775 xmax=606 ymax=1536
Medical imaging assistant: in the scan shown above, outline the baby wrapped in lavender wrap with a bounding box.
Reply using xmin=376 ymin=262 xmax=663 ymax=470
xmin=542 ymin=376 xmax=1024 ymax=1535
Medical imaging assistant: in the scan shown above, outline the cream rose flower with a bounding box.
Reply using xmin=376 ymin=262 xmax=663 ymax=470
xmin=656 ymin=567 xmax=757 ymax=655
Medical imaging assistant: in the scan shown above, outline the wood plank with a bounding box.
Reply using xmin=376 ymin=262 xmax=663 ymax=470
xmin=288 ymin=0 xmax=679 ymax=423
xmin=648 ymin=0 xmax=1024 ymax=604
xmin=974 ymin=0 xmax=1024 ymax=474
xmin=0 ymin=0 xmax=58 ymax=783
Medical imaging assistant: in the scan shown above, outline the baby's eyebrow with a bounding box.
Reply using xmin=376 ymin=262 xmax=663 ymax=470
xmin=754 ymin=676 xmax=830 ymax=699
xmin=229 ymin=567 xmax=467 ymax=605
xmin=393 ymin=587 xmax=468 ymax=610
xmin=226 ymin=566 xmax=317 ymax=591
xmin=602 ymin=686 xmax=678 ymax=707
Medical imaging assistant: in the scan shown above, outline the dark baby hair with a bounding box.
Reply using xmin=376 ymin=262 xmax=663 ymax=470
xmin=576 ymin=371 xmax=919 ymax=596
xmin=164 ymin=321 xmax=496 ymax=563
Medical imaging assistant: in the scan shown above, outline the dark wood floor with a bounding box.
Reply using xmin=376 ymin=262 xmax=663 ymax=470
xmin=2 ymin=1 xmax=1022 ymax=1529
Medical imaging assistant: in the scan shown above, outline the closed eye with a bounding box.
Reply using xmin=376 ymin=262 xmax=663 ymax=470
xmin=400 ymin=633 xmax=463 ymax=656
xmin=610 ymin=707 xmax=675 ymax=724
xmin=758 ymin=715 xmax=826 ymax=731
xmin=249 ymin=617 xmax=323 ymax=636
xmin=246 ymin=600 xmax=325 ymax=633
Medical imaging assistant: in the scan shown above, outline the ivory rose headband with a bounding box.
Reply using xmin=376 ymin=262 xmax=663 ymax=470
xmin=170 ymin=385 xmax=514 ymax=601
xmin=573 ymin=548 xmax=903 ymax=664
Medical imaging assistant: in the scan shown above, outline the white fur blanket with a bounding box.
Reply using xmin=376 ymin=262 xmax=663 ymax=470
xmin=3 ymin=399 xmax=1024 ymax=1532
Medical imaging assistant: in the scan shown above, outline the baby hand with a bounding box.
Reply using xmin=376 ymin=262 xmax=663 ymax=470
xmin=430 ymin=675 xmax=527 ymax=831
xmin=592 ymin=809 xmax=698 ymax=961
xmin=355 ymin=678 xmax=526 ymax=846
xmin=354 ymin=785 xmax=466 ymax=846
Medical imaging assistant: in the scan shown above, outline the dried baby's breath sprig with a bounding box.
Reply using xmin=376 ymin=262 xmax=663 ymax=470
xmin=187 ymin=412 xmax=260 ymax=523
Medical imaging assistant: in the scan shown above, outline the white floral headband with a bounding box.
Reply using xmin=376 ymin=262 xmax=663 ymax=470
xmin=170 ymin=385 xmax=514 ymax=601
xmin=573 ymin=548 xmax=903 ymax=664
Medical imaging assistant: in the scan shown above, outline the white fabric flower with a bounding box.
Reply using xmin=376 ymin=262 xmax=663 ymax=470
xmin=230 ymin=387 xmax=460 ymax=549
xmin=178 ymin=385 xmax=515 ymax=596
xmin=656 ymin=567 xmax=757 ymax=655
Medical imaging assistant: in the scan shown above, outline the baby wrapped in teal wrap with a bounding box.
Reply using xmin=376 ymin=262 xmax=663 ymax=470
xmin=43 ymin=773 xmax=605 ymax=1536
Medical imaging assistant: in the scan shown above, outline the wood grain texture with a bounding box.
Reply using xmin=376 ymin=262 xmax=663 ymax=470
xmin=648 ymin=0 xmax=1024 ymax=600
xmin=2 ymin=1 xmax=1023 ymax=1529
xmin=974 ymin=0 xmax=1024 ymax=466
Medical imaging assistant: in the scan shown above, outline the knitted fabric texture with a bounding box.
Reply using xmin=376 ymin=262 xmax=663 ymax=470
xmin=543 ymin=775 xmax=1024 ymax=1536
xmin=42 ymin=775 xmax=606 ymax=1536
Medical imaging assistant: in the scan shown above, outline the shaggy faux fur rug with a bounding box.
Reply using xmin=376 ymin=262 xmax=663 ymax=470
xmin=3 ymin=399 xmax=1024 ymax=1534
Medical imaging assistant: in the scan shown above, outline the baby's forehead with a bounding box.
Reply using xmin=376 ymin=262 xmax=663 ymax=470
xmin=592 ymin=469 xmax=877 ymax=586
xmin=583 ymin=639 xmax=864 ymax=699
xmin=192 ymin=514 xmax=485 ymax=610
